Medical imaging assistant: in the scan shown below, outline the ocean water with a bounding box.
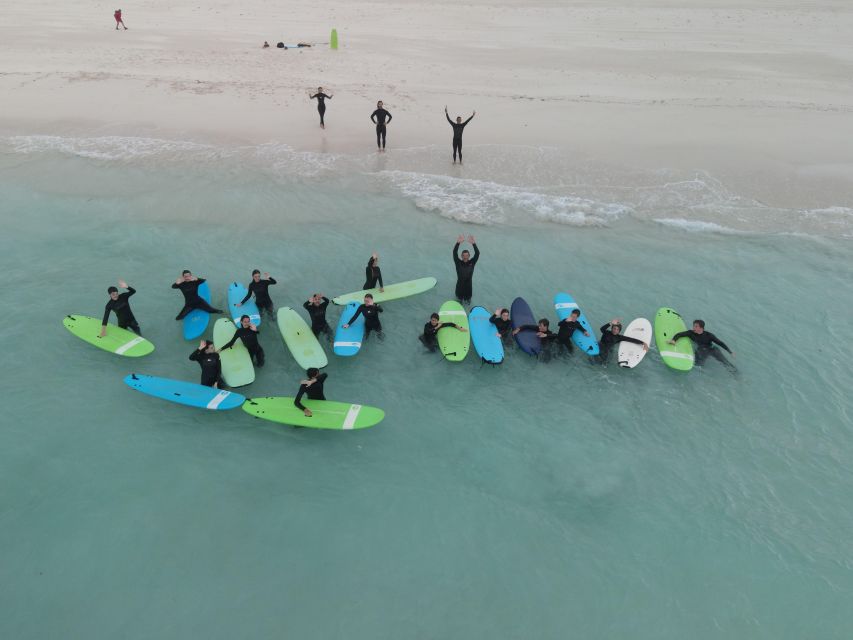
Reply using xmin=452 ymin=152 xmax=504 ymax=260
xmin=1 ymin=136 xmax=852 ymax=639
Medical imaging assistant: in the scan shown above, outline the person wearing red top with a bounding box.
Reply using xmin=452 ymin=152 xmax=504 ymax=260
xmin=114 ymin=9 xmax=127 ymax=30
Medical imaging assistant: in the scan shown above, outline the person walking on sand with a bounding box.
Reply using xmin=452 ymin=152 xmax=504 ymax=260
xmin=445 ymin=106 xmax=475 ymax=164
xmin=371 ymin=101 xmax=392 ymax=151
xmin=309 ymin=87 xmax=333 ymax=128
xmin=114 ymin=9 xmax=127 ymax=30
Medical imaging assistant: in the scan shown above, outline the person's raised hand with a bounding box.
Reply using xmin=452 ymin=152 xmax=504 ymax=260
xmin=118 ymin=279 xmax=128 ymax=289
xmin=249 ymin=323 xmax=257 ymax=331
xmin=456 ymin=234 xmax=464 ymax=243
xmin=467 ymin=235 xmax=475 ymax=244
xmin=263 ymin=272 xmax=269 ymax=278
xmin=199 ymin=340 xmax=206 ymax=349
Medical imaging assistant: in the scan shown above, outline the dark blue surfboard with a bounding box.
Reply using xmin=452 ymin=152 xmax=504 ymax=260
xmin=511 ymin=297 xmax=541 ymax=356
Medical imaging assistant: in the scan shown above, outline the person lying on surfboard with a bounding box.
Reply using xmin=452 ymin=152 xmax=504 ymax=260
xmin=220 ymin=315 xmax=266 ymax=367
xmin=189 ymin=340 xmax=222 ymax=388
xmin=490 ymin=308 xmax=512 ymax=341
xmin=419 ymin=312 xmax=467 ymax=352
xmin=294 ymin=368 xmax=328 ymax=417
xmin=343 ymin=294 xmax=384 ymax=340
xmin=668 ymin=319 xmax=736 ymax=370
xmin=553 ymin=308 xmax=590 ymax=354
xmin=172 ymin=270 xmax=224 ymax=320
xmin=363 ymin=252 xmax=384 ymax=293
xmin=100 ymin=279 xmax=141 ymax=337
xmin=237 ymin=269 xmax=277 ymax=317
xmin=598 ymin=319 xmax=648 ymax=363
xmin=303 ymin=293 xmax=332 ymax=338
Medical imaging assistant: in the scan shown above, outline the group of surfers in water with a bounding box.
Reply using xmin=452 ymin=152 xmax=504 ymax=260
xmin=99 ymin=235 xmax=736 ymax=416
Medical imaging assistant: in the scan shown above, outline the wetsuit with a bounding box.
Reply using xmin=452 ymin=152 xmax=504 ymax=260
xmin=294 ymin=373 xmax=328 ymax=410
xmin=172 ymin=278 xmax=223 ymax=320
xmin=555 ymin=318 xmax=586 ymax=353
xmin=453 ymin=243 xmax=480 ymax=303
xmin=363 ymin=256 xmax=384 ymax=290
xmin=303 ymin=297 xmax=332 ymax=336
xmin=348 ymin=304 xmax=383 ymax=337
xmin=189 ymin=348 xmax=222 ymax=387
xmin=419 ymin=321 xmax=457 ymax=352
xmin=310 ymin=93 xmax=332 ymax=125
xmin=446 ymin=113 xmax=474 ymax=162
xmin=102 ymin=287 xmax=141 ymax=335
xmin=221 ymin=326 xmax=265 ymax=366
xmin=371 ymin=108 xmax=392 ymax=149
xmin=240 ymin=277 xmax=277 ymax=315
xmin=672 ymin=329 xmax=735 ymax=370
xmin=516 ymin=324 xmax=556 ymax=360
xmin=490 ymin=315 xmax=512 ymax=341
xmin=598 ymin=323 xmax=645 ymax=361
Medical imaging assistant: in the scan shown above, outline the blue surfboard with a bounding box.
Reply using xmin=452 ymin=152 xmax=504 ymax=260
xmin=124 ymin=373 xmax=245 ymax=410
xmin=469 ymin=306 xmax=504 ymax=364
xmin=333 ymin=301 xmax=365 ymax=357
xmin=554 ymin=292 xmax=600 ymax=356
xmin=183 ymin=281 xmax=212 ymax=340
xmin=511 ymin=297 xmax=541 ymax=356
xmin=227 ymin=282 xmax=262 ymax=327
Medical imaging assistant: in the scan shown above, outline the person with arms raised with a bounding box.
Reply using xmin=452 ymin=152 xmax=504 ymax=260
xmin=452 ymin=235 xmax=480 ymax=305
xmin=101 ymin=279 xmax=141 ymax=336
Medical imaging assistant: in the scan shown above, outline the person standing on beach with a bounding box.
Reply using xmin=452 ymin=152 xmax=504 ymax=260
xmin=309 ymin=88 xmax=333 ymax=128
xmin=445 ymin=106 xmax=475 ymax=164
xmin=452 ymin=235 xmax=480 ymax=304
xmin=371 ymin=101 xmax=392 ymax=151
xmin=114 ymin=9 xmax=127 ymax=30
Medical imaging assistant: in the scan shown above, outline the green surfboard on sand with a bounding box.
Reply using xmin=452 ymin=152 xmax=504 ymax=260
xmin=63 ymin=315 xmax=154 ymax=357
xmin=213 ymin=317 xmax=256 ymax=387
xmin=654 ymin=307 xmax=694 ymax=371
xmin=437 ymin=300 xmax=470 ymax=362
xmin=332 ymin=277 xmax=437 ymax=305
xmin=242 ymin=397 xmax=384 ymax=430
xmin=276 ymin=307 xmax=328 ymax=370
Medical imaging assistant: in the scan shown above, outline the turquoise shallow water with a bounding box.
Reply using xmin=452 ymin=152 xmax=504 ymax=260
xmin=1 ymin=137 xmax=852 ymax=639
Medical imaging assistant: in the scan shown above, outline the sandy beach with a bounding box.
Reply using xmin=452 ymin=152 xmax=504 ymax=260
xmin=2 ymin=0 xmax=852 ymax=208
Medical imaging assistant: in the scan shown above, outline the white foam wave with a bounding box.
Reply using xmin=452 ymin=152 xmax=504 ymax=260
xmin=653 ymin=218 xmax=741 ymax=234
xmin=4 ymin=134 xmax=216 ymax=161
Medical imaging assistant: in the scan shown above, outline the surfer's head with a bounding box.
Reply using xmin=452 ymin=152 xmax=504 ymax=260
xmin=252 ymin=269 xmax=261 ymax=282
xmin=240 ymin=315 xmax=251 ymax=328
xmin=430 ymin=313 xmax=440 ymax=326
xmin=692 ymin=320 xmax=705 ymax=333
xmin=202 ymin=340 xmax=216 ymax=354
xmin=364 ymin=294 xmax=374 ymax=305
xmin=570 ymin=309 xmax=580 ymax=319
xmin=456 ymin=116 xmax=462 ymax=124
xmin=182 ymin=270 xmax=192 ymax=281
xmin=461 ymin=249 xmax=470 ymax=262
xmin=499 ymin=309 xmax=509 ymax=321
xmin=317 ymin=87 xmax=323 ymax=93
xmin=538 ymin=319 xmax=550 ymax=331
xmin=610 ymin=322 xmax=622 ymax=334
xmin=107 ymin=286 xmax=118 ymax=300
xmin=306 ymin=367 xmax=319 ymax=379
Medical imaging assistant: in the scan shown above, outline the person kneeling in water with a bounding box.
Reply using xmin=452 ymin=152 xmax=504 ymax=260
xmin=294 ymin=368 xmax=328 ymax=417
xmin=237 ymin=269 xmax=277 ymax=317
xmin=598 ymin=318 xmax=648 ymax=363
xmin=513 ymin=318 xmax=558 ymax=360
xmin=344 ymin=293 xmax=384 ymax=340
xmin=172 ymin=270 xmax=224 ymax=320
xmin=490 ymin=308 xmax=512 ymax=342
xmin=419 ymin=312 xmax=467 ymax=352
xmin=303 ymin=293 xmax=332 ymax=338
xmin=189 ymin=340 xmax=222 ymax=388
xmin=101 ymin=279 xmax=141 ymax=336
xmin=554 ymin=308 xmax=590 ymax=354
xmin=669 ymin=319 xmax=736 ymax=371
xmin=220 ymin=315 xmax=265 ymax=366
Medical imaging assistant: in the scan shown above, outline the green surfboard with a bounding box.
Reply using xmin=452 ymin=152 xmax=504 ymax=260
xmin=437 ymin=300 xmax=470 ymax=362
xmin=242 ymin=397 xmax=384 ymax=430
xmin=276 ymin=307 xmax=328 ymax=370
xmin=63 ymin=315 xmax=154 ymax=357
xmin=654 ymin=307 xmax=694 ymax=371
xmin=213 ymin=318 xmax=256 ymax=387
xmin=332 ymin=277 xmax=437 ymax=305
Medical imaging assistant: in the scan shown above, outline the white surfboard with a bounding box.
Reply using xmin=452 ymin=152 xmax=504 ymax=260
xmin=618 ymin=318 xmax=652 ymax=368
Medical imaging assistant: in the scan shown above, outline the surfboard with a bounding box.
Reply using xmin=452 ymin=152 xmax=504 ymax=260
xmin=437 ymin=300 xmax=470 ymax=362
xmin=227 ymin=282 xmax=261 ymax=328
xmin=213 ymin=317 xmax=256 ymax=387
xmin=242 ymin=397 xmax=384 ymax=430
xmin=183 ymin=281 xmax=212 ymax=340
xmin=277 ymin=307 xmax=328 ymax=369
xmin=617 ymin=317 xmax=652 ymax=368
xmin=333 ymin=301 xmax=365 ymax=357
xmin=511 ymin=297 xmax=541 ymax=356
xmin=332 ymin=277 xmax=437 ymax=306
xmin=468 ymin=306 xmax=504 ymax=364
xmin=654 ymin=307 xmax=694 ymax=371
xmin=63 ymin=315 xmax=154 ymax=357
xmin=554 ymin=292 xmax=600 ymax=356
xmin=124 ymin=373 xmax=245 ymax=410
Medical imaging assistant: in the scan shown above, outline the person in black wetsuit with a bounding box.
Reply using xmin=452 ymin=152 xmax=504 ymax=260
xmin=490 ymin=308 xmax=512 ymax=342
xmin=343 ymin=294 xmax=384 ymax=340
xmin=295 ymin=368 xmax=328 ymax=417
xmin=598 ymin=319 xmax=648 ymax=363
xmin=363 ymin=252 xmax=384 ymax=292
xmin=100 ymin=279 xmax=141 ymax=336
xmin=237 ymin=270 xmax=277 ymax=317
xmin=309 ymin=87 xmax=333 ymax=128
xmin=419 ymin=312 xmax=467 ymax=352
xmin=445 ymin=106 xmax=475 ymax=164
xmin=172 ymin=270 xmax=223 ymax=320
xmin=221 ymin=315 xmax=265 ymax=366
xmin=371 ymin=100 xmax=392 ymax=151
xmin=189 ymin=340 xmax=223 ymax=388
xmin=513 ymin=318 xmax=557 ymax=361
xmin=303 ymin=293 xmax=332 ymax=338
xmin=669 ymin=319 xmax=736 ymax=371
xmin=554 ymin=308 xmax=590 ymax=354
xmin=453 ymin=234 xmax=480 ymax=304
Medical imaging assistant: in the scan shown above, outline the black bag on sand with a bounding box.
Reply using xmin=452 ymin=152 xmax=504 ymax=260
xmin=276 ymin=42 xmax=285 ymax=48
